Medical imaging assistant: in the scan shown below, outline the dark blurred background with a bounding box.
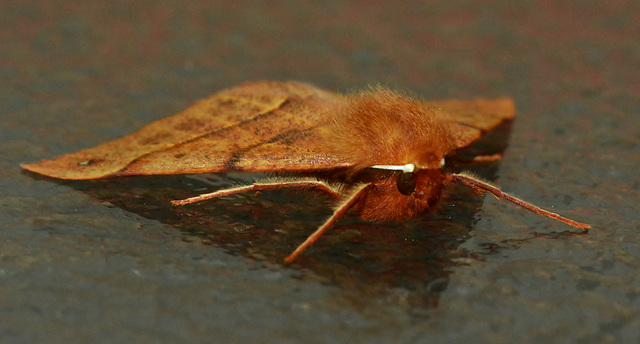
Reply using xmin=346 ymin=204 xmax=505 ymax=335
xmin=2 ymin=1 xmax=639 ymax=343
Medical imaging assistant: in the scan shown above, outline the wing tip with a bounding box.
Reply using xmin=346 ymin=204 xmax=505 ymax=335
xmin=20 ymin=159 xmax=113 ymax=180
xmin=476 ymin=97 xmax=516 ymax=119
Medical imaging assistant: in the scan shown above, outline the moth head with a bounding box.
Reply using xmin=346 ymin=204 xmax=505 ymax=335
xmin=370 ymin=158 xmax=446 ymax=196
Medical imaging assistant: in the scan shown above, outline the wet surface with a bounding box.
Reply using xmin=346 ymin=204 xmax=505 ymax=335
xmin=24 ymin=123 xmax=506 ymax=310
xmin=2 ymin=1 xmax=640 ymax=343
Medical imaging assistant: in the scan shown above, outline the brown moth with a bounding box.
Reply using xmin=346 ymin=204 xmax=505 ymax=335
xmin=21 ymin=81 xmax=590 ymax=262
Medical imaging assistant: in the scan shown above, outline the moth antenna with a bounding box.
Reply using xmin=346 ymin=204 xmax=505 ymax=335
xmin=370 ymin=163 xmax=416 ymax=173
xmin=171 ymin=179 xmax=341 ymax=206
xmin=284 ymin=183 xmax=372 ymax=263
xmin=449 ymin=173 xmax=590 ymax=230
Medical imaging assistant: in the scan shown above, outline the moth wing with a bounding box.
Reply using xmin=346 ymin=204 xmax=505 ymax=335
xmin=21 ymin=81 xmax=352 ymax=180
xmin=432 ymin=97 xmax=516 ymax=150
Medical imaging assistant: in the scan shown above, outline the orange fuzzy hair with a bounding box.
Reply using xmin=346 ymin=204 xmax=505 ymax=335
xmin=322 ymin=86 xmax=457 ymax=172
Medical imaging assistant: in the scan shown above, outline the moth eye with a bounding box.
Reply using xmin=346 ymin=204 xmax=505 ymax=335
xmin=396 ymin=172 xmax=416 ymax=196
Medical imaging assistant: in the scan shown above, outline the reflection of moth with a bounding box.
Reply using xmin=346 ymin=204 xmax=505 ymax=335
xmin=22 ymin=81 xmax=590 ymax=262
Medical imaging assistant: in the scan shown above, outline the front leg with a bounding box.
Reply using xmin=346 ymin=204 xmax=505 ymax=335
xmin=449 ymin=172 xmax=590 ymax=230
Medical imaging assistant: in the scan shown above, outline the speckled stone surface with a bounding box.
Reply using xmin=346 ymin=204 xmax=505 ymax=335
xmin=2 ymin=1 xmax=639 ymax=343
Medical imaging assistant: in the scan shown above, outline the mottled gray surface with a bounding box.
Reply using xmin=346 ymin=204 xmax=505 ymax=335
xmin=2 ymin=1 xmax=639 ymax=343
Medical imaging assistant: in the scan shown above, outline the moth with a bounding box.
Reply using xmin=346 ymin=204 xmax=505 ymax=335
xmin=21 ymin=81 xmax=590 ymax=262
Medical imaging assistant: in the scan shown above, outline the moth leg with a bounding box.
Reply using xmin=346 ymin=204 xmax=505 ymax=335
xmin=449 ymin=172 xmax=590 ymax=230
xmin=171 ymin=179 xmax=341 ymax=206
xmin=447 ymin=154 xmax=502 ymax=170
xmin=470 ymin=153 xmax=502 ymax=163
xmin=284 ymin=183 xmax=372 ymax=263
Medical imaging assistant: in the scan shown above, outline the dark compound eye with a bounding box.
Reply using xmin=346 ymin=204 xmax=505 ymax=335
xmin=396 ymin=172 xmax=416 ymax=196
